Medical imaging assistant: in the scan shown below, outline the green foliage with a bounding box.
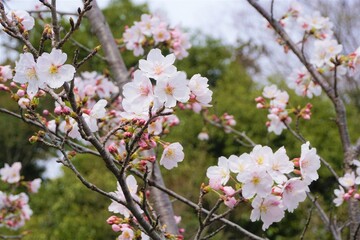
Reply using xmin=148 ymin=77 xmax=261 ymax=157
xmin=24 ymin=155 xmax=117 ymax=240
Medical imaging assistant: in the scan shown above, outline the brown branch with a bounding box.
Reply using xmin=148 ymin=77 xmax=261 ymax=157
xmin=132 ymin=170 xmax=267 ymax=240
xmin=84 ymin=0 xmax=129 ymax=91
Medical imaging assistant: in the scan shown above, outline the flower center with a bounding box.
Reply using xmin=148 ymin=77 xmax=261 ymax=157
xmin=251 ymin=176 xmax=260 ymax=185
xmin=49 ymin=64 xmax=58 ymax=74
xmin=26 ymin=67 xmax=37 ymax=80
xmin=154 ymin=65 xmax=163 ymax=75
xmin=165 ymin=84 xmax=174 ymax=95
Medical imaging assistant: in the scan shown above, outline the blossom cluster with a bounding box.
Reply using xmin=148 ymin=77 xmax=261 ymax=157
xmin=255 ymin=84 xmax=313 ymax=135
xmin=206 ymin=142 xmax=320 ymax=230
xmin=123 ymin=14 xmax=191 ymax=59
xmin=333 ymin=160 xmax=360 ymax=207
xmin=272 ymin=2 xmax=360 ymax=97
xmin=0 ymin=162 xmax=41 ymax=230
xmin=13 ymin=48 xmax=75 ymax=99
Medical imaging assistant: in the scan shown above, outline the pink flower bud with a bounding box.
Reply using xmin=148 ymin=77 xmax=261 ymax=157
xmin=348 ymin=188 xmax=355 ymax=195
xmin=54 ymin=106 xmax=62 ymax=115
xmin=106 ymin=216 xmax=119 ymax=225
xmin=124 ymin=132 xmax=133 ymax=138
xmin=354 ymin=193 xmax=360 ymax=200
xmin=62 ymin=106 xmax=71 ymax=115
xmin=21 ymin=84 xmax=26 ymax=88
xmin=0 ymin=84 xmax=9 ymax=91
xmin=17 ymin=89 xmax=25 ymax=97
xmin=344 ymin=193 xmax=352 ymax=201
xmin=10 ymin=82 xmax=17 ymax=87
xmin=108 ymin=144 xmax=118 ymax=154
xmin=43 ymin=109 xmax=49 ymax=116
xmin=37 ymin=90 xmax=46 ymax=97
xmin=111 ymin=224 xmax=121 ymax=232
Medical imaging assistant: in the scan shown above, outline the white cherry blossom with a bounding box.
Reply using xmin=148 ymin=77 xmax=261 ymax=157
xmin=139 ymin=49 xmax=177 ymax=80
xmin=37 ymin=48 xmax=76 ymax=89
xmin=13 ymin=53 xmax=44 ymax=98
xmin=299 ymin=142 xmax=321 ymax=184
xmin=338 ymin=172 xmax=356 ymax=189
xmin=108 ymin=175 xmax=140 ymax=218
xmin=0 ymin=162 xmax=22 ymax=184
xmin=206 ymin=156 xmax=230 ymax=185
xmin=250 ymin=195 xmax=285 ymax=230
xmin=159 ymin=142 xmax=184 ymax=170
xmin=0 ymin=65 xmax=12 ymax=82
xmin=282 ymin=178 xmax=309 ymax=212
xmin=154 ymin=71 xmax=190 ymax=108
xmin=241 ymin=169 xmax=273 ymax=199
xmin=333 ymin=186 xmax=345 ymax=207
xmin=7 ymin=10 xmax=35 ymax=30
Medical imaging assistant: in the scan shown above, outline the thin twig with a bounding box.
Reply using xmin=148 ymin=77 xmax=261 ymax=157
xmin=300 ymin=197 xmax=316 ymax=240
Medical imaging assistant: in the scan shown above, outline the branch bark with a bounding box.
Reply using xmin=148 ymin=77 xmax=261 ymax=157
xmin=82 ymin=0 xmax=179 ymax=235
xmin=246 ymin=0 xmax=358 ymax=238
xmin=84 ymin=0 xmax=129 ymax=91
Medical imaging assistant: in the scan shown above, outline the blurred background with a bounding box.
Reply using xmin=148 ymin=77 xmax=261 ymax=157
xmin=1 ymin=0 xmax=359 ymax=239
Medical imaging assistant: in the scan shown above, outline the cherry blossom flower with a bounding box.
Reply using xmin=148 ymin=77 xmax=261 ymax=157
xmin=228 ymin=153 xmax=252 ymax=182
xmin=28 ymin=178 xmax=42 ymax=193
xmin=0 ymin=65 xmax=12 ymax=82
xmin=267 ymin=111 xmax=291 ymax=135
xmin=250 ymin=195 xmax=285 ymax=230
xmin=139 ymin=49 xmax=177 ymax=80
xmin=311 ymin=39 xmax=342 ymax=67
xmin=333 ymin=186 xmax=345 ymax=207
xmin=188 ymin=74 xmax=213 ymax=111
xmin=153 ymin=25 xmax=171 ymax=44
xmin=241 ymin=169 xmax=273 ymax=199
xmin=123 ymin=70 xmax=154 ymax=114
xmin=0 ymin=162 xmax=22 ymax=184
xmin=288 ymin=67 xmax=322 ymax=98
xmin=13 ymin=53 xmax=44 ymax=98
xmin=154 ymin=71 xmax=190 ymax=108
xmin=206 ymin=156 xmax=230 ymax=185
xmin=7 ymin=10 xmax=35 ymax=31
xmin=197 ymin=132 xmax=209 ymax=141
xmin=118 ymin=225 xmax=135 ymax=240
xmin=37 ymin=48 xmax=76 ymax=89
xmin=262 ymin=85 xmax=280 ymax=99
xmin=108 ymin=175 xmax=140 ymax=218
xmin=299 ymin=142 xmax=321 ymax=184
xmin=139 ymin=14 xmax=160 ymax=36
xmin=250 ymin=145 xmax=273 ymax=170
xmin=159 ymin=142 xmax=184 ymax=170
xmin=18 ymin=97 xmax=30 ymax=109
xmin=338 ymin=172 xmax=356 ymax=189
xmin=267 ymin=147 xmax=294 ymax=184
xmin=281 ymin=178 xmax=309 ymax=212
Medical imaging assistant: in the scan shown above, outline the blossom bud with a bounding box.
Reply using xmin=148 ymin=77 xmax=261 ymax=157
xmin=43 ymin=109 xmax=49 ymax=116
xmin=29 ymin=136 xmax=39 ymax=143
xmin=124 ymin=132 xmax=133 ymax=138
xmin=54 ymin=106 xmax=62 ymax=115
xmin=108 ymin=144 xmax=118 ymax=154
xmin=62 ymin=106 xmax=71 ymax=115
xmin=111 ymin=224 xmax=121 ymax=232
xmin=354 ymin=193 xmax=360 ymax=200
xmin=17 ymin=89 xmax=25 ymax=97
xmin=18 ymin=97 xmax=30 ymax=109
xmin=37 ymin=90 xmax=46 ymax=97
xmin=10 ymin=82 xmax=17 ymax=88
xmin=0 ymin=84 xmax=9 ymax=91
xmin=106 ymin=216 xmax=120 ymax=225
xmin=344 ymin=193 xmax=352 ymax=201
xmin=348 ymin=188 xmax=355 ymax=195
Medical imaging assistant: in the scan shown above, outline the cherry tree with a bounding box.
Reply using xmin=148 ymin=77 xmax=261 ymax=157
xmin=0 ymin=0 xmax=359 ymax=239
